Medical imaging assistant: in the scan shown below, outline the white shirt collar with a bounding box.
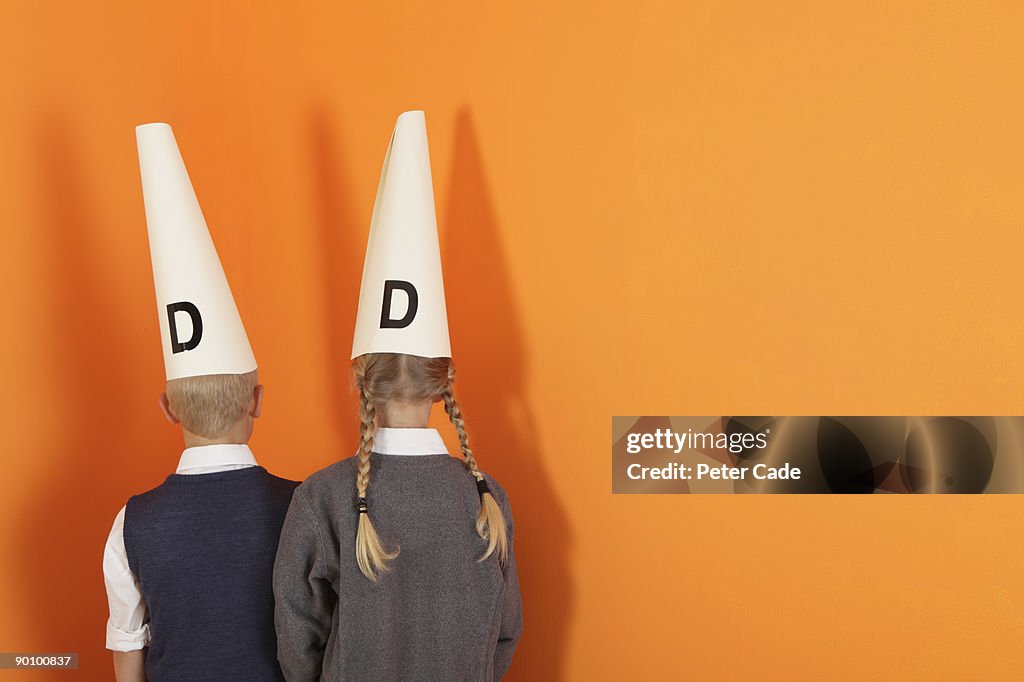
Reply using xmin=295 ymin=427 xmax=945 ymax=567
xmin=373 ymin=428 xmax=448 ymax=456
xmin=176 ymin=443 xmax=258 ymax=474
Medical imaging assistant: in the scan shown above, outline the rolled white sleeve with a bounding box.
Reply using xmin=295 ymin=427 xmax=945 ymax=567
xmin=102 ymin=505 xmax=150 ymax=651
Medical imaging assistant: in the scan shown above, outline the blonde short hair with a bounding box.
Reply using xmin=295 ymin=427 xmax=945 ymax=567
xmin=165 ymin=370 xmax=259 ymax=439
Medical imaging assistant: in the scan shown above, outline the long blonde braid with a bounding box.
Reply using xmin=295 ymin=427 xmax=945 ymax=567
xmin=442 ymin=363 xmax=509 ymax=565
xmin=352 ymin=356 xmax=399 ymax=581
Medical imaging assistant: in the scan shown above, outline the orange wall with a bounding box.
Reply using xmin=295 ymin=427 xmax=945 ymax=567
xmin=2 ymin=1 xmax=1024 ymax=679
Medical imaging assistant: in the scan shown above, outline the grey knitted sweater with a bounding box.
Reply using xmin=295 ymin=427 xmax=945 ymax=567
xmin=273 ymin=452 xmax=522 ymax=681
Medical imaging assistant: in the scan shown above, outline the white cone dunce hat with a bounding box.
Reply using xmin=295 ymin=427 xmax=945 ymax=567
xmin=136 ymin=123 xmax=257 ymax=380
xmin=351 ymin=110 xmax=451 ymax=359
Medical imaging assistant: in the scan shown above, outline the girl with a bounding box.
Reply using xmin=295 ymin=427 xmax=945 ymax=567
xmin=273 ymin=111 xmax=522 ymax=681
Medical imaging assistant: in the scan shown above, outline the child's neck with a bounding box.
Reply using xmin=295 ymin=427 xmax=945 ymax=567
xmin=183 ymin=435 xmax=248 ymax=449
xmin=181 ymin=422 xmax=252 ymax=449
xmin=379 ymin=400 xmax=432 ymax=428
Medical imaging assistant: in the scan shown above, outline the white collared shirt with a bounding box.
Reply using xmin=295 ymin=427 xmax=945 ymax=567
xmin=373 ymin=427 xmax=448 ymax=455
xmin=102 ymin=444 xmax=259 ymax=652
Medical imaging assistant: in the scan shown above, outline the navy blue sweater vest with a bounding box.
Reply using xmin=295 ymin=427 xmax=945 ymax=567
xmin=124 ymin=466 xmax=298 ymax=682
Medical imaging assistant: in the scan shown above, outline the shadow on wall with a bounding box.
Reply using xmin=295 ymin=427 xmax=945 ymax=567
xmin=309 ymin=105 xmax=362 ymax=454
xmin=18 ymin=112 xmax=171 ymax=673
xmin=443 ymin=109 xmax=574 ymax=680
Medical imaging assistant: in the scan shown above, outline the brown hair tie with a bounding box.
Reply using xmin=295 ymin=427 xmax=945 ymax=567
xmin=356 ymin=497 xmax=369 ymax=514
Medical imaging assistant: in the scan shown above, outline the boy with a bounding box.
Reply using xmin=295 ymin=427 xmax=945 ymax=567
xmin=102 ymin=123 xmax=297 ymax=681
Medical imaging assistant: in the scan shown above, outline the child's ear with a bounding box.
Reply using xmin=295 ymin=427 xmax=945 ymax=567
xmin=250 ymin=384 xmax=265 ymax=419
xmin=158 ymin=393 xmax=180 ymax=425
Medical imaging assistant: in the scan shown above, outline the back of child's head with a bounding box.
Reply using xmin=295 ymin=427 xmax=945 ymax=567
xmin=165 ymin=370 xmax=259 ymax=439
xmin=351 ymin=353 xmax=508 ymax=580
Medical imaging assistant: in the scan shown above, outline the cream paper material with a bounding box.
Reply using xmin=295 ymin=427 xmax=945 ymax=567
xmin=351 ymin=110 xmax=452 ymax=359
xmin=136 ymin=122 xmax=257 ymax=380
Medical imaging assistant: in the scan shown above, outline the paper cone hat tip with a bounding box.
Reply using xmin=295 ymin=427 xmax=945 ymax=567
xmin=397 ymin=109 xmax=424 ymax=122
xmin=351 ymin=111 xmax=451 ymax=359
xmin=136 ymin=123 xmax=257 ymax=380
